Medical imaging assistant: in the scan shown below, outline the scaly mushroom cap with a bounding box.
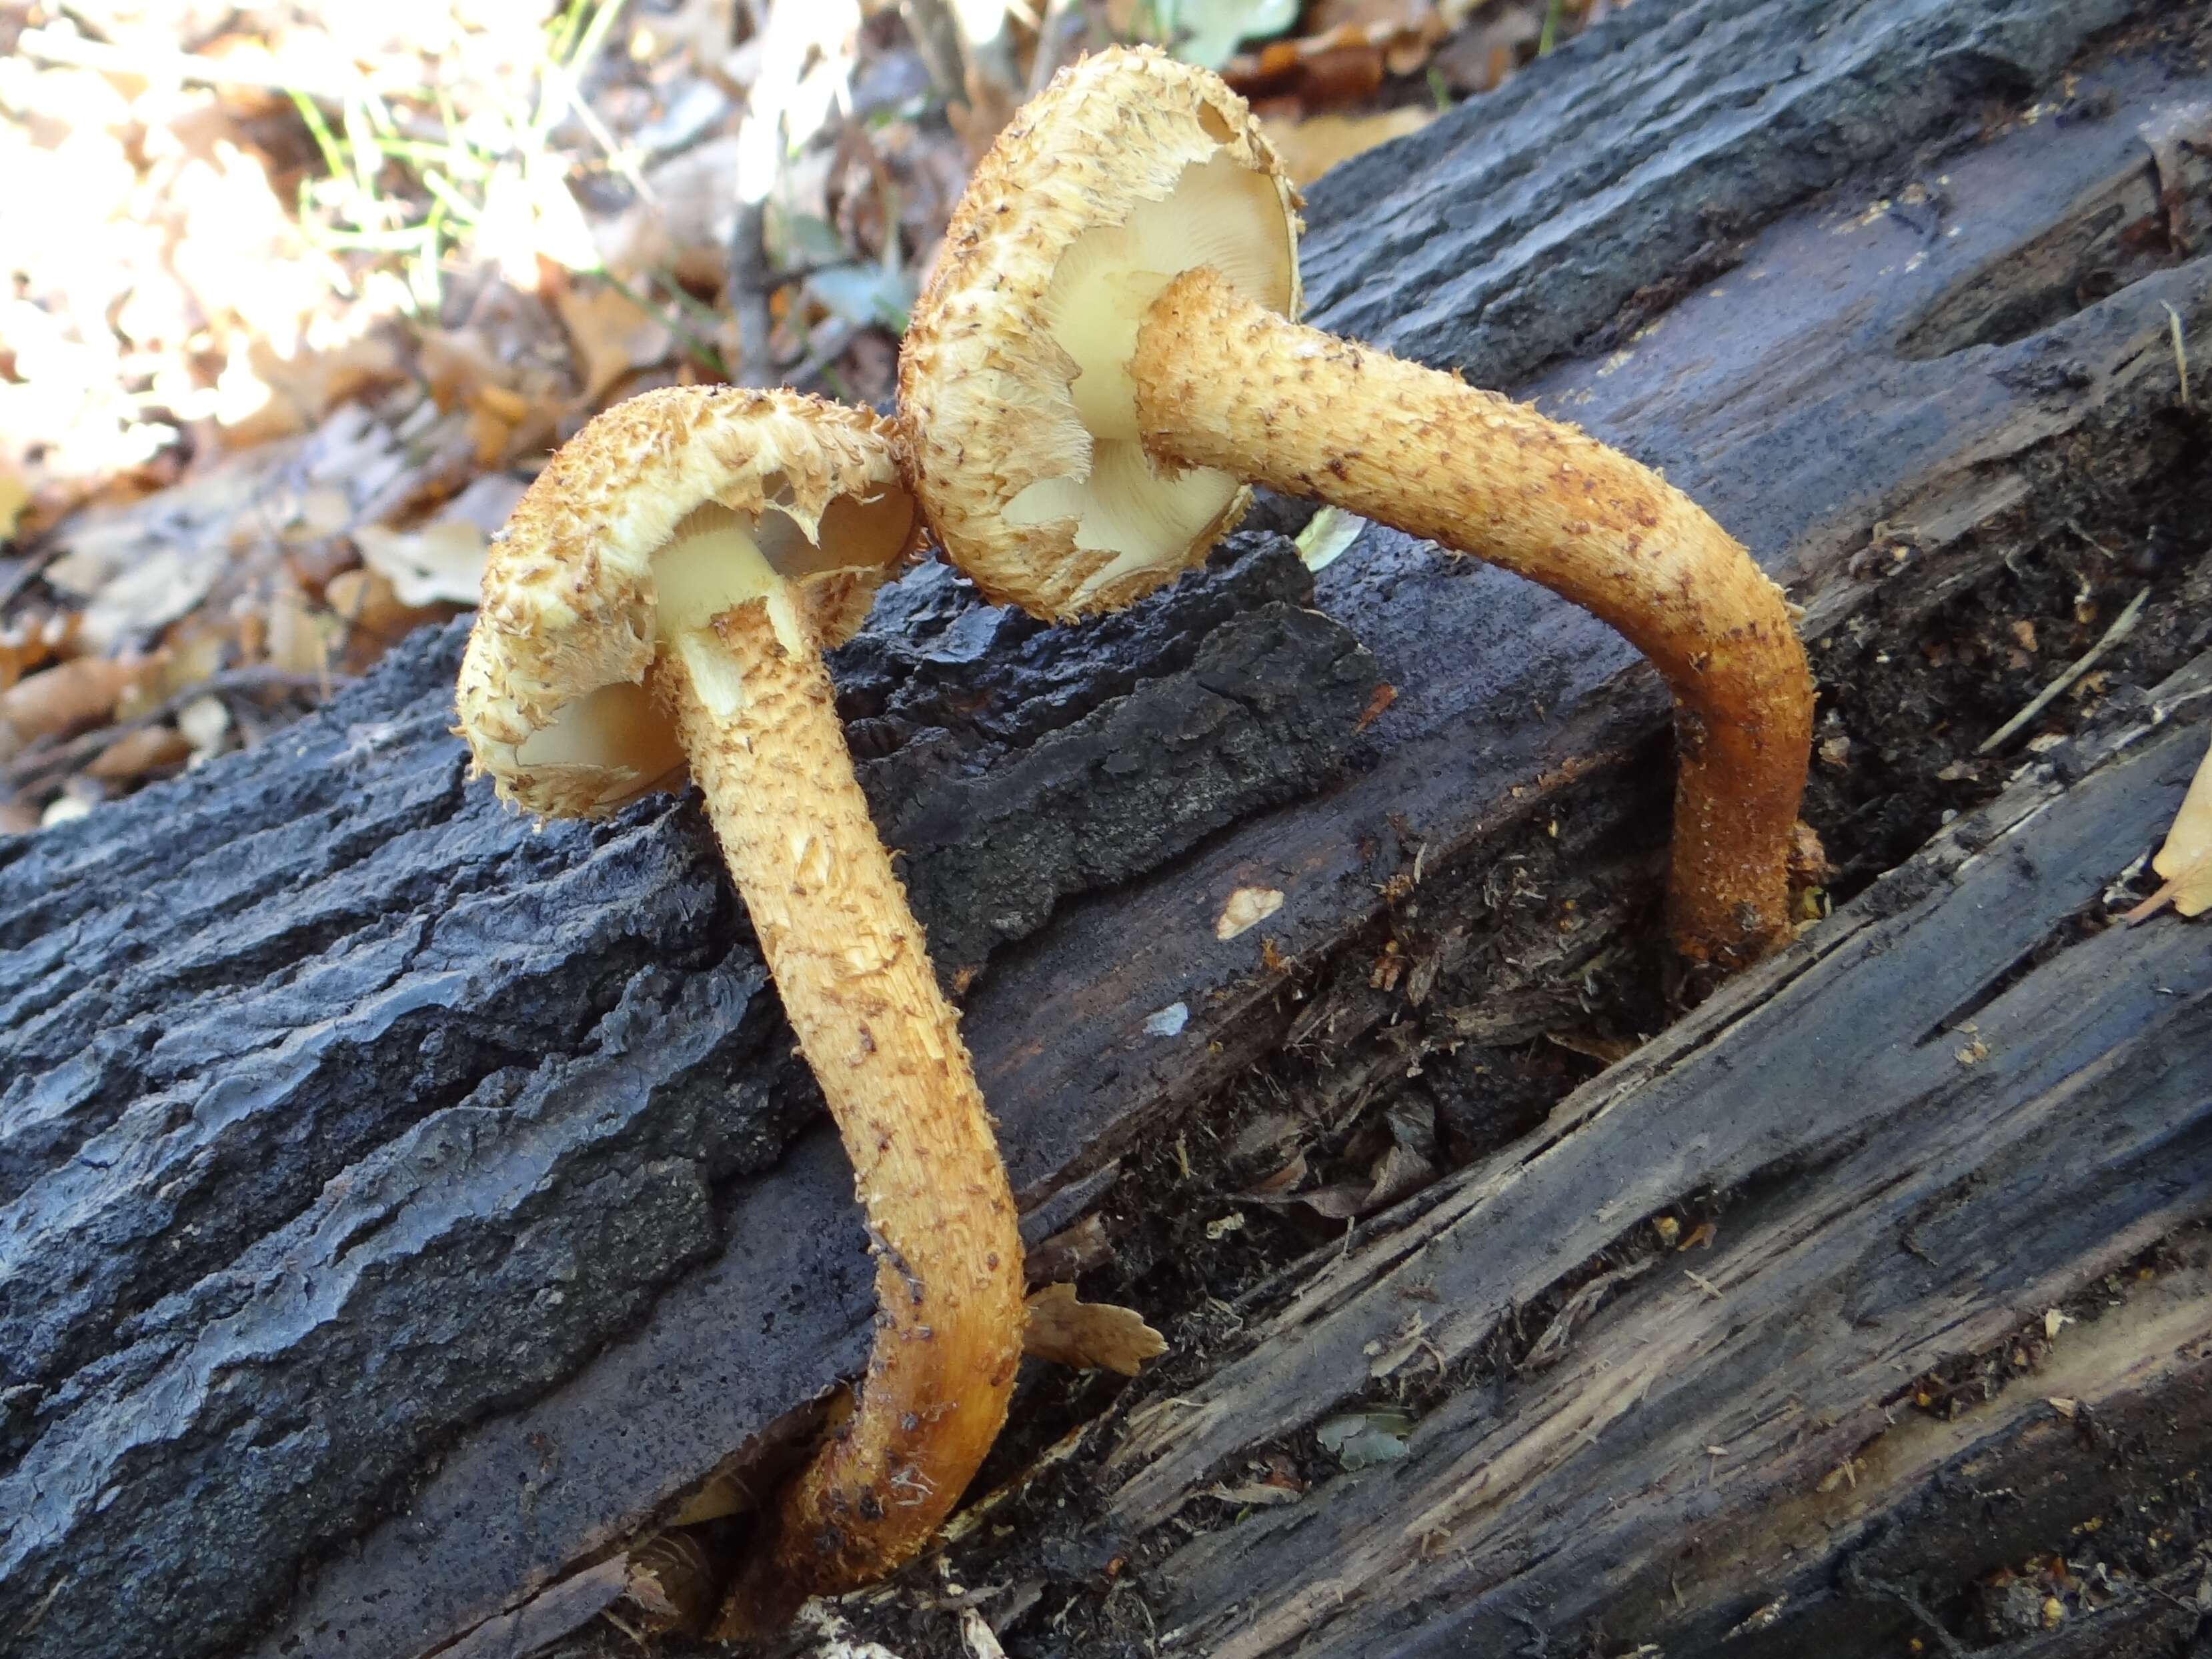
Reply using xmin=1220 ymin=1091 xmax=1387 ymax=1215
xmin=899 ymin=47 xmax=1300 ymax=621
xmin=455 ymin=387 xmax=918 ymax=819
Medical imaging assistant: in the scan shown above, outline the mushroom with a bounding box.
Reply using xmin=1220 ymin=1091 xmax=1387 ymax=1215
xmin=900 ymin=47 xmax=1815 ymax=968
xmin=454 ymin=387 xmax=1024 ymax=1622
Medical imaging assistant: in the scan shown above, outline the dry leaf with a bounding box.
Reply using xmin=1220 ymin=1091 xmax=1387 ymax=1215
xmin=1362 ymin=1142 xmax=1435 ymax=1210
xmin=86 ymin=723 xmax=191 ymax=781
xmin=2140 ymin=100 xmax=2211 ymax=256
xmin=1217 ymin=884 xmax=1286 ymax=939
xmin=945 ymin=64 xmax=1022 ymax=161
xmin=1261 ymin=107 xmax=1434 ymax=185
xmin=1364 ymin=1310 xmax=1429 ymax=1378
xmin=0 ymin=654 xmax=148 ymax=747
xmin=2127 ymin=733 xmax=2212 ymax=920
xmin=216 ymin=335 xmax=404 ymax=449
xmin=666 ymin=1468 xmax=752 ymax=1528
xmin=292 ymin=485 xmax=353 ymax=538
xmin=1546 ymin=1028 xmax=1638 ymax=1064
xmin=176 ymin=693 xmax=232 ymax=757
xmin=419 ymin=329 xmax=516 ymax=414
xmin=0 ymin=467 xmax=29 ymax=540
xmin=86 ymin=547 xmax=228 ymax=649
xmin=353 ymin=519 xmax=488 ymax=609
xmin=0 ymin=613 xmax=74 ymax=692
xmin=1294 ymin=1182 xmax=1368 ymax=1221
xmin=40 ymin=437 xmax=307 ymax=649
xmin=1309 ymin=0 xmax=1436 ymax=27
xmin=439 ymin=473 xmax=531 ymax=537
xmin=1226 ymin=18 xmax=1435 ymax=101
xmin=1355 ymin=681 xmax=1398 ymax=731
xmin=961 ymin=1608 xmax=1009 ymax=1659
xmin=1316 ymin=1409 xmax=1412 ymax=1470
xmin=556 ymin=283 xmax=676 ymax=405
xmin=152 ymin=631 xmax=227 ymax=702
xmin=1026 ymin=1213 xmax=1114 ymax=1284
xmin=1244 ymin=1150 xmax=1310 ymax=1198
xmin=596 ymin=134 xmax=748 ymax=282
xmin=467 ymin=405 xmax=516 ymax=469
xmin=263 ymin=580 xmax=340 ymax=677
xmin=1022 ymin=1282 xmax=1166 ymax=1376
xmin=325 ymin=567 xmax=449 ymax=666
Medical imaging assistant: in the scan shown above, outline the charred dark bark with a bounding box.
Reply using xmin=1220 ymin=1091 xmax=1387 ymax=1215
xmin=0 ymin=546 xmax=1380 ymax=1659
xmin=5 ymin=3 xmax=2212 ymax=1658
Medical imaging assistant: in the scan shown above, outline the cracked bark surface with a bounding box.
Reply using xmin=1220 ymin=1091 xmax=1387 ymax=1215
xmin=1092 ymin=653 xmax=2212 ymax=1659
xmin=5 ymin=2 xmax=2211 ymax=1657
xmin=0 ymin=544 xmax=1378 ymax=1659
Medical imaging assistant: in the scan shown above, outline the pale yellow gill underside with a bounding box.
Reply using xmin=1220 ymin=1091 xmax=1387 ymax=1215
xmin=1004 ymin=152 xmax=1296 ymax=607
xmin=513 ymin=503 xmax=875 ymax=772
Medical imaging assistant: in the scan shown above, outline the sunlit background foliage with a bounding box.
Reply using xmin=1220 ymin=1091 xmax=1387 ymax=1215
xmin=0 ymin=0 xmax=1623 ymax=830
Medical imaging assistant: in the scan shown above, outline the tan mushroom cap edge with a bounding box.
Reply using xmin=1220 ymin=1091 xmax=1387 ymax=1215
xmin=899 ymin=46 xmax=1300 ymax=621
xmin=455 ymin=385 xmax=917 ymax=819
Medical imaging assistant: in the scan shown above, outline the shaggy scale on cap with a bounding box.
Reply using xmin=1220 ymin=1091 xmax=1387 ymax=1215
xmin=900 ymin=47 xmax=1300 ymax=619
xmin=455 ymin=385 xmax=915 ymax=818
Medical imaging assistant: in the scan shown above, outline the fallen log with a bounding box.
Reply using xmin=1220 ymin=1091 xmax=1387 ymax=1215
xmin=1078 ymin=647 xmax=2212 ymax=1659
xmin=3 ymin=1 xmax=2209 ymax=1657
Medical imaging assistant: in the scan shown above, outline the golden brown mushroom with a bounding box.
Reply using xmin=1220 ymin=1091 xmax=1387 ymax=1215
xmin=900 ymin=48 xmax=1814 ymax=968
xmin=454 ymin=387 xmax=1024 ymax=1624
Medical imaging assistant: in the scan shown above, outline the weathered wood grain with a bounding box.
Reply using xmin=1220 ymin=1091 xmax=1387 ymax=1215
xmin=1094 ymin=651 xmax=2212 ymax=1658
xmin=0 ymin=547 xmax=1378 ymax=1659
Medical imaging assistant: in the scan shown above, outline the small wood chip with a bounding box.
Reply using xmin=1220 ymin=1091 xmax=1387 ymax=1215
xmin=1022 ymin=1283 xmax=1166 ymax=1376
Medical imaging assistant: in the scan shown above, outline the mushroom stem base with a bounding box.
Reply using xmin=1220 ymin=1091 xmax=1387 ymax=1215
xmin=1133 ymin=266 xmax=1814 ymax=966
xmin=652 ymin=610 xmax=1025 ymax=1628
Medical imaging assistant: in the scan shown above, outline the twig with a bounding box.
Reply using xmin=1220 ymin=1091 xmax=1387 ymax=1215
xmin=2123 ymin=848 xmax=2211 ymax=926
xmin=1538 ymin=0 xmax=1570 ymax=54
xmin=784 ymin=317 xmax=862 ymax=397
xmin=725 ymin=202 xmax=781 ymax=388
xmin=1977 ymin=587 xmax=2149 ymax=755
xmin=3 ymin=667 xmax=355 ymax=788
xmin=1841 ymin=1553 xmax=1969 ymax=1658
xmin=0 ymin=540 xmax=65 ymax=611
xmin=2165 ymin=301 xmax=2193 ymax=409
xmin=2065 ymin=517 xmax=2115 ymax=557
xmin=900 ymin=0 xmax=972 ymax=103
xmin=598 ymin=267 xmax=731 ymax=381
xmin=1027 ymin=0 xmax=1082 ymax=97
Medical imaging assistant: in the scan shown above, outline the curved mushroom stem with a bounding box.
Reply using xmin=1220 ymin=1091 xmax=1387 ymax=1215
xmin=1134 ymin=267 xmax=1814 ymax=966
xmin=650 ymin=604 xmax=1026 ymax=1630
